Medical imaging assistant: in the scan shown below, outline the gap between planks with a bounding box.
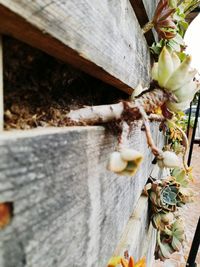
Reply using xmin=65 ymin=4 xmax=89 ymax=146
xmin=0 ymin=4 xmax=134 ymax=95
xmin=0 ymin=35 xmax=3 ymax=131
xmin=129 ymin=0 xmax=155 ymax=45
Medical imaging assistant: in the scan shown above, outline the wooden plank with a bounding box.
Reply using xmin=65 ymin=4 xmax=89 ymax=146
xmin=113 ymin=166 xmax=159 ymax=265
xmin=142 ymin=0 xmax=160 ymax=20
xmin=130 ymin=0 xmax=159 ymax=45
xmin=0 ymin=1 xmax=151 ymax=94
xmin=142 ymin=223 xmax=157 ymax=267
xmin=0 ymin=124 xmax=164 ymax=267
xmin=0 ymin=35 xmax=3 ymax=131
xmin=114 ymin=196 xmax=149 ymax=261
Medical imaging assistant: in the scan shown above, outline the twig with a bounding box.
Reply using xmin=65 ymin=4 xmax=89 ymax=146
xmin=148 ymin=114 xmax=165 ymax=121
xmin=67 ymin=88 xmax=169 ymax=125
xmin=136 ymin=99 xmax=162 ymax=157
xmin=167 ymin=120 xmax=189 ymax=172
xmin=142 ymin=21 xmax=155 ymax=34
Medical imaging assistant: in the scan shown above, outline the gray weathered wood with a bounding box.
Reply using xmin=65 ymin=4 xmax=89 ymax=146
xmin=112 ymin=166 xmax=159 ymax=266
xmin=113 ymin=196 xmax=149 ymax=261
xmin=129 ymin=0 xmax=159 ymax=45
xmin=0 ymin=124 xmax=164 ymax=267
xmin=0 ymin=35 xmax=3 ymax=131
xmin=142 ymin=0 xmax=160 ymax=42
xmin=142 ymin=223 xmax=157 ymax=267
xmin=0 ymin=0 xmax=151 ymax=94
xmin=143 ymin=0 xmax=160 ymax=21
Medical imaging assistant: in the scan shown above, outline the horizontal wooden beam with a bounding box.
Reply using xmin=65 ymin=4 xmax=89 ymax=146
xmin=0 ymin=124 xmax=163 ymax=266
xmin=0 ymin=1 xmax=151 ymax=94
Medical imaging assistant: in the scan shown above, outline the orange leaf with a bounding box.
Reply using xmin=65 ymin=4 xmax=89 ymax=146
xmin=121 ymin=258 xmax=129 ymax=267
xmin=0 ymin=203 xmax=12 ymax=229
xmin=134 ymin=257 xmax=146 ymax=267
xmin=128 ymin=256 xmax=134 ymax=267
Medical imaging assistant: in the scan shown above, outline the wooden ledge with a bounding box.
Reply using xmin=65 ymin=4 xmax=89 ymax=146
xmin=0 ymin=2 xmax=151 ymax=94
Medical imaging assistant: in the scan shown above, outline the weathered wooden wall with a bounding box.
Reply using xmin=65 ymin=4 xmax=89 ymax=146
xmin=0 ymin=0 xmax=152 ymax=94
xmin=0 ymin=1 xmax=162 ymax=266
xmin=0 ymin=124 xmax=163 ymax=267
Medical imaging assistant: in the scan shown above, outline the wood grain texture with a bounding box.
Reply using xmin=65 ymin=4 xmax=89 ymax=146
xmin=129 ymin=0 xmax=159 ymax=45
xmin=114 ymin=196 xmax=149 ymax=260
xmin=0 ymin=124 xmax=164 ymax=267
xmin=0 ymin=0 xmax=151 ymax=94
xmin=0 ymin=35 xmax=3 ymax=131
xmin=113 ymin=166 xmax=159 ymax=266
xmin=142 ymin=223 xmax=157 ymax=267
xmin=142 ymin=0 xmax=160 ymax=21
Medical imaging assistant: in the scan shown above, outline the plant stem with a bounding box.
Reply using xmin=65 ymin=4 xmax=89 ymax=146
xmin=167 ymin=120 xmax=189 ymax=172
xmin=185 ymin=1 xmax=200 ymax=15
xmin=67 ymin=88 xmax=169 ymax=125
xmin=142 ymin=21 xmax=155 ymax=34
xmin=136 ymin=100 xmax=162 ymax=157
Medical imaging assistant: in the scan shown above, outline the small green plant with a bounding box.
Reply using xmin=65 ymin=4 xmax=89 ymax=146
xmin=144 ymin=173 xmax=193 ymax=261
xmin=146 ymin=0 xmax=200 ymax=56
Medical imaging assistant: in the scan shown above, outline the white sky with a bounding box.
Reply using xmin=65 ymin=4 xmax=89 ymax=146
xmin=184 ymin=14 xmax=200 ymax=73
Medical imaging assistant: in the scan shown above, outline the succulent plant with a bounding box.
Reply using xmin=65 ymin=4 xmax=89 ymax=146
xmin=152 ymin=211 xmax=174 ymax=231
xmin=153 ymin=0 xmax=177 ymax=39
xmin=145 ymin=176 xmax=192 ymax=214
xmin=145 ymin=172 xmax=193 ymax=261
xmin=146 ymin=177 xmax=179 ymax=212
xmin=155 ymin=218 xmax=185 ymax=261
xmin=157 ymin=150 xmax=180 ymax=168
xmin=152 ymin=46 xmax=200 ymax=112
xmin=107 ymin=148 xmax=143 ymax=176
xmin=107 ymin=255 xmax=146 ymax=267
xmin=143 ymin=0 xmax=177 ymax=39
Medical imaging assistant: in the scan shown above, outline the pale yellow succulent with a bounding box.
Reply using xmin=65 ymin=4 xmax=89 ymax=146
xmin=157 ymin=151 xmax=180 ymax=168
xmin=107 ymin=148 xmax=143 ymax=176
xmin=152 ymin=46 xmax=200 ymax=111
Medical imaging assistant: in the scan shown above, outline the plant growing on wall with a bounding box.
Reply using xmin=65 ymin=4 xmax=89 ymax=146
xmin=67 ymin=0 xmax=199 ymax=262
xmin=144 ymin=172 xmax=193 ymax=261
xmin=143 ymin=0 xmax=200 ymax=56
xmin=107 ymin=255 xmax=146 ymax=267
xmin=67 ymin=45 xmax=199 ymax=174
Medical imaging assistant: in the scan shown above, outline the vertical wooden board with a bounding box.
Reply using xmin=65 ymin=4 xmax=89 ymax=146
xmin=0 ymin=36 xmax=3 ymax=131
xmin=0 ymin=124 xmax=164 ymax=267
xmin=113 ymin=196 xmax=149 ymax=261
xmin=142 ymin=0 xmax=160 ymax=21
xmin=129 ymin=0 xmax=159 ymax=44
xmin=0 ymin=0 xmax=151 ymax=93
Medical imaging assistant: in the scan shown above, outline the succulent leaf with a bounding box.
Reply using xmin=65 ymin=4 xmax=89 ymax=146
xmin=152 ymin=62 xmax=159 ymax=81
xmin=107 ymin=152 xmax=127 ymax=173
xmin=158 ymin=47 xmax=174 ymax=87
xmin=171 ymin=52 xmax=181 ymax=70
xmin=107 ymin=149 xmax=143 ymax=176
xmin=165 ymin=55 xmax=192 ymax=91
xmin=157 ymin=151 xmax=180 ymax=168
